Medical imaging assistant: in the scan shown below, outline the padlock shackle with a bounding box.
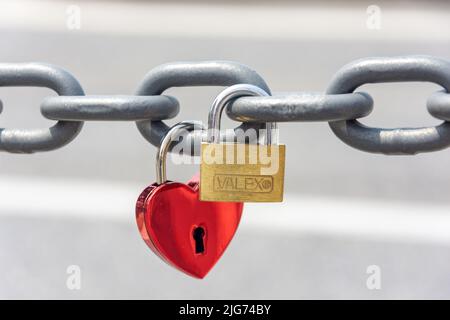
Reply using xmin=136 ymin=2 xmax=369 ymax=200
xmin=207 ymin=84 xmax=277 ymax=145
xmin=156 ymin=121 xmax=205 ymax=184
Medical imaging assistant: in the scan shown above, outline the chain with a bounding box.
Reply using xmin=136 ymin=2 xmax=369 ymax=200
xmin=0 ymin=55 xmax=449 ymax=155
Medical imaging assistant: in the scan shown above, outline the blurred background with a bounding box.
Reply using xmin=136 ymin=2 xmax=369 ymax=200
xmin=0 ymin=0 xmax=450 ymax=299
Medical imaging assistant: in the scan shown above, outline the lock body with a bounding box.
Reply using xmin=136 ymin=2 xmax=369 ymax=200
xmin=136 ymin=175 xmax=243 ymax=278
xmin=200 ymin=142 xmax=285 ymax=202
xmin=136 ymin=121 xmax=244 ymax=279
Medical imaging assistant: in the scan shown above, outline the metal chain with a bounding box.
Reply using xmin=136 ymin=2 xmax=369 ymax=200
xmin=0 ymin=55 xmax=449 ymax=155
xmin=134 ymin=61 xmax=270 ymax=149
xmin=0 ymin=63 xmax=84 ymax=153
xmin=327 ymin=56 xmax=450 ymax=155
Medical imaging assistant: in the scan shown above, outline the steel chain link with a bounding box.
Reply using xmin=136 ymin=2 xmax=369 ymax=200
xmin=0 ymin=63 xmax=84 ymax=153
xmin=134 ymin=60 xmax=271 ymax=149
xmin=327 ymin=55 xmax=450 ymax=155
xmin=0 ymin=55 xmax=448 ymax=155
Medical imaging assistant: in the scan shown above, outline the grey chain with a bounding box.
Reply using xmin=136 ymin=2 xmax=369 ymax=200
xmin=0 ymin=55 xmax=449 ymax=155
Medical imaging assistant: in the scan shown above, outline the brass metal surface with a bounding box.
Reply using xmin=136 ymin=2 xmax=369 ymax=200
xmin=200 ymin=143 xmax=285 ymax=202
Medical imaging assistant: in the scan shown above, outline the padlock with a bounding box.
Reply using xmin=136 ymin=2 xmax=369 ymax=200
xmin=135 ymin=121 xmax=243 ymax=279
xmin=200 ymin=84 xmax=285 ymax=202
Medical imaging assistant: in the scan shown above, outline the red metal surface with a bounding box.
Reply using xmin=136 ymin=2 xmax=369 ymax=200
xmin=136 ymin=175 xmax=243 ymax=279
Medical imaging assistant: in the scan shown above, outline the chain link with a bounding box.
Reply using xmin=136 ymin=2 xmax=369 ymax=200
xmin=134 ymin=60 xmax=270 ymax=151
xmin=327 ymin=56 xmax=450 ymax=155
xmin=226 ymin=92 xmax=373 ymax=122
xmin=0 ymin=56 xmax=448 ymax=155
xmin=41 ymin=95 xmax=179 ymax=121
xmin=427 ymin=90 xmax=450 ymax=121
xmin=0 ymin=63 xmax=84 ymax=153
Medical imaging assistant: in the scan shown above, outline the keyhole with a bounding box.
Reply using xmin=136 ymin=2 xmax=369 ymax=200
xmin=193 ymin=227 xmax=205 ymax=254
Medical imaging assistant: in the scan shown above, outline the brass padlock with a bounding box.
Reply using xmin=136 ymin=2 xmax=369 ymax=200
xmin=200 ymin=84 xmax=285 ymax=202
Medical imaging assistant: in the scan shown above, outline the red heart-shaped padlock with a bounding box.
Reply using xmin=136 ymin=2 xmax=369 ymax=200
xmin=136 ymin=175 xmax=243 ymax=279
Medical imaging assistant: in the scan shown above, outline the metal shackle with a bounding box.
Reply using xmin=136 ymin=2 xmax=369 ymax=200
xmin=156 ymin=120 xmax=205 ymax=184
xmin=207 ymin=84 xmax=277 ymax=145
